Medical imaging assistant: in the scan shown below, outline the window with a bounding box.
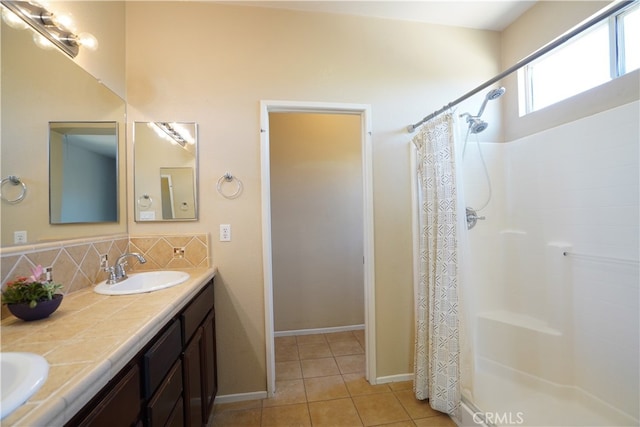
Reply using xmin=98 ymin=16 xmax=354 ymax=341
xmin=620 ymin=3 xmax=640 ymax=73
xmin=520 ymin=3 xmax=639 ymax=115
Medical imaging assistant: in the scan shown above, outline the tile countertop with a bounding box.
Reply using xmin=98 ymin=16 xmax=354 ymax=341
xmin=0 ymin=267 xmax=217 ymax=427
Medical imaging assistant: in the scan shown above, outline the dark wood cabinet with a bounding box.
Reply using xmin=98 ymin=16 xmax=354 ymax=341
xmin=143 ymin=320 xmax=182 ymax=399
xmin=166 ymin=396 xmax=184 ymax=427
xmin=66 ymin=278 xmax=216 ymax=427
xmin=203 ymin=310 xmax=217 ymax=414
xmin=146 ymin=360 xmax=183 ymax=426
xmin=183 ymin=327 xmax=205 ymax=427
xmin=181 ymin=280 xmax=216 ymax=427
xmin=68 ymin=363 xmax=142 ymax=427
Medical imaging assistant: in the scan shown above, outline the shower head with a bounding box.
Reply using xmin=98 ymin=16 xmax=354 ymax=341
xmin=459 ymin=87 xmax=505 ymax=134
xmin=476 ymin=86 xmax=506 ymax=117
xmin=486 ymin=87 xmax=506 ymax=101
xmin=468 ymin=117 xmax=488 ymax=134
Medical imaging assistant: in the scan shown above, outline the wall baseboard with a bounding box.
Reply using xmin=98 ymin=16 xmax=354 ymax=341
xmin=213 ymin=373 xmax=411 ymax=405
xmin=274 ymin=324 xmax=364 ymax=337
xmin=375 ymin=373 xmax=414 ymax=385
xmin=214 ymin=391 xmax=268 ymax=404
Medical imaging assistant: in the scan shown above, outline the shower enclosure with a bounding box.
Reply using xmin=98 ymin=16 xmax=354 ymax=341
xmin=457 ymin=100 xmax=639 ymax=426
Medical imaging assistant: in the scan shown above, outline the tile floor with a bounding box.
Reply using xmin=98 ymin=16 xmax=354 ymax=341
xmin=211 ymin=331 xmax=456 ymax=426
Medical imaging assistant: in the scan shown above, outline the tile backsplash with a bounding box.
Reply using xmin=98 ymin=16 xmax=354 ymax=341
xmin=129 ymin=235 xmax=209 ymax=271
xmin=1 ymin=233 xmax=210 ymax=318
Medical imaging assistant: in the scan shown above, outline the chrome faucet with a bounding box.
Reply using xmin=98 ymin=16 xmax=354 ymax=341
xmin=104 ymin=253 xmax=147 ymax=285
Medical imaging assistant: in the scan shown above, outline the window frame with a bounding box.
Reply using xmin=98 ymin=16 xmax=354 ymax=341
xmin=521 ymin=2 xmax=639 ymax=115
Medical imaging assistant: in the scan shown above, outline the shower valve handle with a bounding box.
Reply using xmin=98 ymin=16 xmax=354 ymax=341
xmin=466 ymin=207 xmax=485 ymax=230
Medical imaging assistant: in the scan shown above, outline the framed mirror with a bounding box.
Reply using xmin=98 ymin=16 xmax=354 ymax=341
xmin=134 ymin=122 xmax=198 ymax=221
xmin=49 ymin=122 xmax=119 ymax=224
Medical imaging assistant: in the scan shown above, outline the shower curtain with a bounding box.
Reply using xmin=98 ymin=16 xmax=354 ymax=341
xmin=412 ymin=112 xmax=460 ymax=416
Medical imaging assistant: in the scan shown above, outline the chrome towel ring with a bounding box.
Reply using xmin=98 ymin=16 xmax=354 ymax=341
xmin=217 ymin=172 xmax=243 ymax=199
xmin=0 ymin=175 xmax=27 ymax=204
xmin=137 ymin=194 xmax=153 ymax=209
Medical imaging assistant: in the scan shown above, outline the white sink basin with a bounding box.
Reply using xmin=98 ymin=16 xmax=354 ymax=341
xmin=0 ymin=352 xmax=49 ymax=419
xmin=94 ymin=271 xmax=190 ymax=295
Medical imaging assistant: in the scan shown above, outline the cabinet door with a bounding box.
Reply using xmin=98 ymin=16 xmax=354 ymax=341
xmin=73 ymin=364 xmax=141 ymax=427
xmin=183 ymin=327 xmax=205 ymax=427
xmin=202 ymin=309 xmax=217 ymax=419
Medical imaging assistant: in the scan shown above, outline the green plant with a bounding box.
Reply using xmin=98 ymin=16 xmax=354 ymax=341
xmin=2 ymin=265 xmax=62 ymax=308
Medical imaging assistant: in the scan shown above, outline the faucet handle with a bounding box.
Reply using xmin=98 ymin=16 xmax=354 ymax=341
xmin=103 ymin=265 xmax=118 ymax=284
xmin=115 ymin=261 xmax=127 ymax=276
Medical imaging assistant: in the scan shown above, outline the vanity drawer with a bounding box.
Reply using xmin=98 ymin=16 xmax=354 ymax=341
xmin=181 ymin=280 xmax=214 ymax=345
xmin=71 ymin=363 xmax=141 ymax=427
xmin=166 ymin=396 xmax=184 ymax=427
xmin=146 ymin=360 xmax=183 ymax=427
xmin=143 ymin=319 xmax=182 ymax=398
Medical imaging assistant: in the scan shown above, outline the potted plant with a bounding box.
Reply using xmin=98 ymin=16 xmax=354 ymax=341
xmin=2 ymin=265 xmax=63 ymax=321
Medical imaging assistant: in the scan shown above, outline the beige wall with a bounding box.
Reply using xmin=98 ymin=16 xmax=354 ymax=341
xmin=125 ymin=2 xmax=501 ymax=394
xmin=501 ymin=1 xmax=639 ymax=140
xmin=56 ymin=1 xmax=127 ymax=98
xmin=269 ymin=112 xmax=364 ymax=332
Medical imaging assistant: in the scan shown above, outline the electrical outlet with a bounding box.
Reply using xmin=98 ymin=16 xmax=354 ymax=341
xmin=173 ymin=247 xmax=185 ymax=258
xmin=100 ymin=254 xmax=108 ymax=269
xmin=14 ymin=230 xmax=27 ymax=244
xmin=220 ymin=224 xmax=231 ymax=242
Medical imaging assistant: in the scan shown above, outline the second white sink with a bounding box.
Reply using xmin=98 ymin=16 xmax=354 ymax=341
xmin=1 ymin=352 xmax=49 ymax=419
xmin=94 ymin=271 xmax=190 ymax=295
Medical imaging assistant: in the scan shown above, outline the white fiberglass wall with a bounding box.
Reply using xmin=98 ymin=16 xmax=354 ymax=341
xmin=460 ymin=101 xmax=639 ymax=425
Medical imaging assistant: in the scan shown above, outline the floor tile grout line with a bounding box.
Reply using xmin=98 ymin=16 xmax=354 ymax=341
xmin=389 ymin=389 xmax=413 ymax=422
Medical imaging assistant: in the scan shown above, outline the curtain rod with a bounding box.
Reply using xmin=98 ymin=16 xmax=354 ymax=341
xmin=406 ymin=0 xmax=635 ymax=133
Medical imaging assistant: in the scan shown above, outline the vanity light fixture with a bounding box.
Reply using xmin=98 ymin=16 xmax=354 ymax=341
xmin=152 ymin=122 xmax=195 ymax=148
xmin=0 ymin=1 xmax=98 ymax=58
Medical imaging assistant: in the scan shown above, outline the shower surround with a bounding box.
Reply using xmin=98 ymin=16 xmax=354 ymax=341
xmin=459 ymin=101 xmax=639 ymax=426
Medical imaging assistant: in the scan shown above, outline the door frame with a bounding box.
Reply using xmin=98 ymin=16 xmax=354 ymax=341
xmin=260 ymin=100 xmax=376 ymax=396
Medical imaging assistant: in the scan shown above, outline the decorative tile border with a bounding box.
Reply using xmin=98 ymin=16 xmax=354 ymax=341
xmin=129 ymin=234 xmax=209 ymax=270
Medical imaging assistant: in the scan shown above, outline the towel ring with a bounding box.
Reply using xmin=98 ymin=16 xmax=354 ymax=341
xmin=137 ymin=194 xmax=153 ymax=209
xmin=217 ymin=172 xmax=243 ymax=199
xmin=0 ymin=175 xmax=27 ymax=204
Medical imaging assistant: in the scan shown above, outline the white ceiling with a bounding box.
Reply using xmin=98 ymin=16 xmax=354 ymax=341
xmin=226 ymin=1 xmax=537 ymax=31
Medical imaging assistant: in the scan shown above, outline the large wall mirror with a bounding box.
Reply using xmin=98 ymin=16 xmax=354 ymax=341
xmin=49 ymin=122 xmax=119 ymax=224
xmin=1 ymin=17 xmax=126 ymax=246
xmin=134 ymin=122 xmax=198 ymax=222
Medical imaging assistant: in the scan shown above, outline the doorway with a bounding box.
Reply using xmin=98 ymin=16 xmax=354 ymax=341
xmin=260 ymin=101 xmax=375 ymax=397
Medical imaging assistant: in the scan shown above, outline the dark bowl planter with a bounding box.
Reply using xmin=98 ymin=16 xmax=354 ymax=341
xmin=7 ymin=294 xmax=63 ymax=321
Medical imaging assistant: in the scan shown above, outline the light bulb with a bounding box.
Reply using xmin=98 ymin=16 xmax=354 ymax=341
xmin=173 ymin=124 xmax=195 ymax=145
xmin=151 ymin=123 xmax=166 ymax=139
xmin=1 ymin=8 xmax=29 ymax=30
xmin=77 ymin=32 xmax=98 ymax=51
xmin=32 ymin=32 xmax=55 ymax=50
xmin=49 ymin=10 xmax=75 ymax=32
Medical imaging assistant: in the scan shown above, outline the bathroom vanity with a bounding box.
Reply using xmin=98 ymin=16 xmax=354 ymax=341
xmin=0 ymin=268 xmax=217 ymax=427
